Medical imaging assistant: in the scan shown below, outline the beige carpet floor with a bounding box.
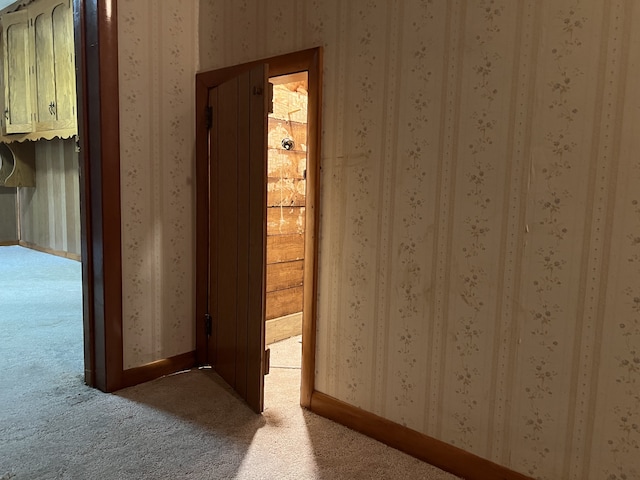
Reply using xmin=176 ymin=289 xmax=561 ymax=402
xmin=1 ymin=335 xmax=460 ymax=480
xmin=0 ymin=247 xmax=460 ymax=479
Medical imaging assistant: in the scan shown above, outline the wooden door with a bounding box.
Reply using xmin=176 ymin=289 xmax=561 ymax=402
xmin=207 ymin=63 xmax=268 ymax=413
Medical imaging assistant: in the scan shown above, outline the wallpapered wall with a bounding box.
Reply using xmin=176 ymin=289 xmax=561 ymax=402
xmin=118 ymin=0 xmax=198 ymax=368
xmin=118 ymin=0 xmax=640 ymax=478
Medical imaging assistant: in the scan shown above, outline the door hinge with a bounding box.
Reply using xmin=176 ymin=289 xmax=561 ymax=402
xmin=205 ymin=313 xmax=212 ymax=337
xmin=205 ymin=106 xmax=213 ymax=130
xmin=263 ymin=348 xmax=270 ymax=375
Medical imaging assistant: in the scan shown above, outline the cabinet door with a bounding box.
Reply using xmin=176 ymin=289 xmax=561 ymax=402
xmin=1 ymin=10 xmax=33 ymax=134
xmin=31 ymin=0 xmax=75 ymax=133
xmin=51 ymin=1 xmax=76 ymax=130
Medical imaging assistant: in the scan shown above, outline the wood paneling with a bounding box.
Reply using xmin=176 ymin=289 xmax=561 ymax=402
xmin=267 ymin=119 xmax=307 ymax=151
xmin=0 ymin=186 xmax=17 ymax=242
xmin=266 ymin=312 xmax=302 ymax=345
xmin=266 ymin=285 xmax=303 ymax=320
xmin=267 ymin=178 xmax=306 ymax=207
xmin=207 ymin=63 xmax=268 ymax=413
xmin=267 ymin=149 xmax=306 ymax=177
xmin=266 ymin=259 xmax=303 ymax=292
xmin=266 ymin=233 xmax=304 ymax=263
xmin=18 ymin=137 xmax=80 ymax=256
xmin=267 ymin=205 xmax=304 ymax=235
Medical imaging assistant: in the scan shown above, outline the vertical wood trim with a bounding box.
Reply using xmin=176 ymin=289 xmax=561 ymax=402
xmin=236 ymin=70 xmax=251 ymax=400
xmin=208 ymin=88 xmax=219 ymax=367
xmin=77 ymin=0 xmax=123 ymax=392
xmin=99 ymin=0 xmax=123 ymax=393
xmin=245 ymin=64 xmax=268 ymax=413
xmin=300 ymin=48 xmax=322 ymax=408
xmin=74 ymin=0 xmax=95 ymax=387
xmin=195 ymin=70 xmax=210 ymax=366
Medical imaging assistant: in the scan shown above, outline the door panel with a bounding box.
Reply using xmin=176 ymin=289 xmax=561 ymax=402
xmin=208 ymin=63 xmax=268 ymax=413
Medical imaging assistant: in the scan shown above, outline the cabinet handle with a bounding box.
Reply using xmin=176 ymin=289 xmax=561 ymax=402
xmin=4 ymin=109 xmax=8 ymax=120
xmin=49 ymin=101 xmax=56 ymax=116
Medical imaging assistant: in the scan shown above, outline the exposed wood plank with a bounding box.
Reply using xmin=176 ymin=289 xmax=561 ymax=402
xmin=267 ymin=178 xmax=306 ymax=207
xmin=267 ymin=149 xmax=306 ymax=178
xmin=266 ymin=259 xmax=303 ymax=293
xmin=267 ymin=205 xmax=305 ymax=235
xmin=269 ymin=85 xmax=308 ymax=124
xmin=266 ymin=233 xmax=304 ymax=264
xmin=266 ymin=312 xmax=302 ymax=345
xmin=268 ymin=119 xmax=307 ymax=151
xmin=265 ymin=285 xmax=303 ymax=320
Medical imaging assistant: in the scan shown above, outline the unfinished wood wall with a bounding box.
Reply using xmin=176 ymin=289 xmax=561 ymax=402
xmin=265 ymin=80 xmax=308 ymax=340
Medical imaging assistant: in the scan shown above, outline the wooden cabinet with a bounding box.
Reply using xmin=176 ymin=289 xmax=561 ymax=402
xmin=31 ymin=0 xmax=76 ymax=132
xmin=0 ymin=0 xmax=76 ymax=141
xmin=1 ymin=10 xmax=33 ymax=134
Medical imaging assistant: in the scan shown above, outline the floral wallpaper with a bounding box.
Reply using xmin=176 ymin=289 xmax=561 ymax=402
xmin=118 ymin=0 xmax=198 ymax=369
xmin=116 ymin=0 xmax=640 ymax=478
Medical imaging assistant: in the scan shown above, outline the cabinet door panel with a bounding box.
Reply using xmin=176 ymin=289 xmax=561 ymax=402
xmin=33 ymin=11 xmax=57 ymax=131
xmin=52 ymin=3 xmax=75 ymax=130
xmin=2 ymin=10 xmax=32 ymax=134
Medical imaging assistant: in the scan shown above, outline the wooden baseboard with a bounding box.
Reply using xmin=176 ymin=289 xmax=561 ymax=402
xmin=18 ymin=240 xmax=81 ymax=261
xmin=309 ymin=391 xmax=533 ymax=480
xmin=0 ymin=240 xmax=19 ymax=246
xmin=120 ymin=351 xmax=197 ymax=390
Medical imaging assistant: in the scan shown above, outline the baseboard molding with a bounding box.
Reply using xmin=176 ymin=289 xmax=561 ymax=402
xmin=120 ymin=351 xmax=197 ymax=390
xmin=309 ymin=391 xmax=532 ymax=480
xmin=0 ymin=240 xmax=19 ymax=246
xmin=18 ymin=240 xmax=81 ymax=261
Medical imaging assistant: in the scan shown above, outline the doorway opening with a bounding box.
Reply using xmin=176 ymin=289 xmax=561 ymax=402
xmin=0 ymin=0 xmax=84 ymax=389
xmin=265 ymin=72 xmax=309 ymax=380
xmin=195 ymin=47 xmax=322 ymax=413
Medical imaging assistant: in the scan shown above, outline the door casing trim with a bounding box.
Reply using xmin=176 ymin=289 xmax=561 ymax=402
xmin=76 ymin=0 xmax=124 ymax=392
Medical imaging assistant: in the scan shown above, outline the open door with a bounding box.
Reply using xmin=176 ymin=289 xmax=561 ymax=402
xmin=196 ymin=48 xmax=322 ymax=413
xmin=207 ymin=63 xmax=269 ymax=413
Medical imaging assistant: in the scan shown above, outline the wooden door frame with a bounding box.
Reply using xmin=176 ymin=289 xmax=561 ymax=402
xmin=75 ymin=0 xmax=123 ymax=392
xmin=195 ymin=47 xmax=323 ymax=407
